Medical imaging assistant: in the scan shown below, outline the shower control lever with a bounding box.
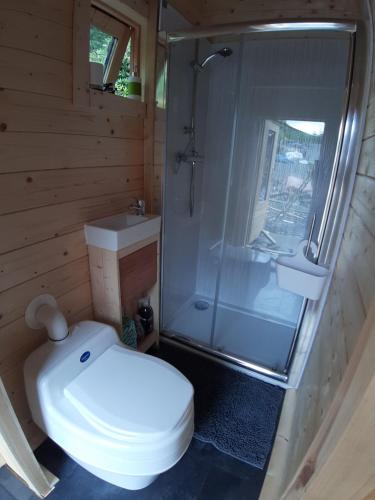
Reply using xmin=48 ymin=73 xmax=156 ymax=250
xmin=176 ymin=150 xmax=204 ymax=164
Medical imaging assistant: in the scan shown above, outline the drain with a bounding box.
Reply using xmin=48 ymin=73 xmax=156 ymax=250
xmin=194 ymin=300 xmax=209 ymax=311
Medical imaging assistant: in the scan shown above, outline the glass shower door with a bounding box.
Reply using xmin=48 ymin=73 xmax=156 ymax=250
xmin=162 ymin=38 xmax=240 ymax=347
xmin=210 ymin=35 xmax=351 ymax=374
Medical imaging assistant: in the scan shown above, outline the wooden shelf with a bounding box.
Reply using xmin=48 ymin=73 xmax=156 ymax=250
xmin=137 ymin=330 xmax=158 ymax=353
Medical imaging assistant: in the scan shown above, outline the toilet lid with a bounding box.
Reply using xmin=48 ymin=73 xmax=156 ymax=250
xmin=64 ymin=345 xmax=193 ymax=439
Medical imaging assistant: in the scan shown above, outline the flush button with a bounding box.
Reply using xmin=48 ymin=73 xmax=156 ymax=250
xmin=80 ymin=351 xmax=91 ymax=363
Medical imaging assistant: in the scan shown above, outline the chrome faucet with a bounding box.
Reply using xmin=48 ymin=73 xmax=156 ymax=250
xmin=128 ymin=198 xmax=145 ymax=216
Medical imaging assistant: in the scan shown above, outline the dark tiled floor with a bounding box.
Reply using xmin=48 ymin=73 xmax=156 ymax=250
xmin=0 ymin=438 xmax=265 ymax=500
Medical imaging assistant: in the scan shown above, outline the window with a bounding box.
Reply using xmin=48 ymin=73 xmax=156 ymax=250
xmin=89 ymin=6 xmax=139 ymax=98
xmin=89 ymin=25 xmax=115 ymax=70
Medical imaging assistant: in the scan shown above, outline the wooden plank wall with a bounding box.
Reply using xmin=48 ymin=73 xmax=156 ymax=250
xmin=261 ymin=1 xmax=375 ymax=498
xmin=282 ymin=303 xmax=375 ymax=500
xmin=0 ymin=0 xmax=145 ymax=449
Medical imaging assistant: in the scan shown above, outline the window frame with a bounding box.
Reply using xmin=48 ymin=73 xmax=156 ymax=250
xmin=90 ymin=4 xmax=140 ymax=92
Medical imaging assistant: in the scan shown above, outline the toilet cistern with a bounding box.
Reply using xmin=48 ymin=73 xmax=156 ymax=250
xmin=25 ymin=294 xmax=69 ymax=342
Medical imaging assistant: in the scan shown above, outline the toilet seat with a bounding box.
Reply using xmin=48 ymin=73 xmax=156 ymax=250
xmin=64 ymin=345 xmax=193 ymax=442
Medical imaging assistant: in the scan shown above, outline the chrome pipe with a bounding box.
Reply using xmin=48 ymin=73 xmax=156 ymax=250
xmin=161 ymin=330 xmax=289 ymax=382
xmin=167 ymin=20 xmax=357 ymax=43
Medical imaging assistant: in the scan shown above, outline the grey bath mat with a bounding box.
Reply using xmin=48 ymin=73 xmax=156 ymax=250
xmin=156 ymin=342 xmax=284 ymax=469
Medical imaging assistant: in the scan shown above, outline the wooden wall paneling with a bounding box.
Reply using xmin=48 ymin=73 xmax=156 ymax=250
xmin=0 ymin=1 xmax=74 ymax=27
xmin=1 ymin=302 xmax=93 ymax=385
xmin=1 ymin=301 xmax=93 ymax=451
xmin=0 ymin=257 xmax=90 ymax=328
xmin=0 ymin=231 xmax=87 ymax=293
xmin=0 ymin=165 xmax=143 ymax=214
xmin=363 ymin=97 xmax=375 ymax=139
xmin=350 ymin=475 xmax=375 ymax=500
xmin=89 ymin=90 xmax=146 ymax=115
xmin=0 ymin=190 xmax=142 ymax=254
xmin=0 ymin=282 xmax=92 ymax=375
xmin=0 ymin=48 xmax=72 ymax=99
xmin=351 ymin=175 xmax=375 ymax=239
xmin=143 ymin=0 xmax=159 ymax=213
xmin=0 ymin=10 xmax=72 ymax=63
xmin=0 ymin=378 xmax=57 ymax=498
xmin=153 ymin=164 xmax=163 ymax=215
xmin=1 ymin=102 xmax=144 ymax=139
xmin=357 ymin=137 xmax=375 ymax=177
xmin=341 ymin=210 xmax=375 ymax=311
xmin=73 ymin=0 xmax=90 ymax=106
xmin=154 ymin=137 xmax=165 ymax=165
xmin=333 ymin=242 xmax=366 ymax=358
xmin=0 ymin=133 xmax=143 ymax=173
xmin=281 ymin=302 xmax=375 ymax=500
xmin=0 ymin=85 xmax=143 ymax=120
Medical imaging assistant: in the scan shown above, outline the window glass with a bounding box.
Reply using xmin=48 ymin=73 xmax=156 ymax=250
xmin=89 ymin=25 xmax=116 ymax=73
xmin=115 ymin=38 xmax=131 ymax=97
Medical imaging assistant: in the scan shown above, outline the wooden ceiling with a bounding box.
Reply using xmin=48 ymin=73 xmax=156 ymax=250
xmin=169 ymin=0 xmax=362 ymax=26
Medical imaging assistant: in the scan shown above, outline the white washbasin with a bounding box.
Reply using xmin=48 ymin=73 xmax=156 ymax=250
xmin=85 ymin=213 xmax=161 ymax=251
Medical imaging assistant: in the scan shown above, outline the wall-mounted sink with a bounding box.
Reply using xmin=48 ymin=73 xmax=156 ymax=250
xmin=85 ymin=213 xmax=161 ymax=251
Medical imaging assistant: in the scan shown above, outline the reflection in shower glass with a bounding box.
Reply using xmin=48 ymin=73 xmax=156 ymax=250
xmin=162 ymin=34 xmax=351 ymax=376
xmin=259 ymin=129 xmax=276 ymax=201
xmin=263 ymin=120 xmax=326 ymax=252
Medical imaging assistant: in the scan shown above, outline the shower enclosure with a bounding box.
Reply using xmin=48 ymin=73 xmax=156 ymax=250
xmin=161 ymin=27 xmax=354 ymax=381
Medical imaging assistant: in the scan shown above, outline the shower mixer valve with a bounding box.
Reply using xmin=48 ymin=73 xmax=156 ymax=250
xmin=175 ymin=150 xmax=204 ymax=165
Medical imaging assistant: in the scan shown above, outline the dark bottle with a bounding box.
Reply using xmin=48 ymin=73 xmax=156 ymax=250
xmin=137 ymin=297 xmax=153 ymax=335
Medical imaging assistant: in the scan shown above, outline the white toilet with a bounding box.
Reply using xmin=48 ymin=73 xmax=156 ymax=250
xmin=23 ymin=296 xmax=194 ymax=491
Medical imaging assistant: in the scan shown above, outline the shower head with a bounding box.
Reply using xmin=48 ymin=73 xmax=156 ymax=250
xmin=192 ymin=47 xmax=233 ymax=72
xmin=216 ymin=47 xmax=233 ymax=58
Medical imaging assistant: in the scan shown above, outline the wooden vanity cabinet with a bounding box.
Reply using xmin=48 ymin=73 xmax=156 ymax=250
xmin=88 ymin=234 xmax=160 ymax=352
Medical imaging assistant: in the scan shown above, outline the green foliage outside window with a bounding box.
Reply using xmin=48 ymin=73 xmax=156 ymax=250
xmin=89 ymin=24 xmax=132 ymax=98
xmin=89 ymin=25 xmax=113 ymax=66
xmin=115 ymin=41 xmax=131 ymax=97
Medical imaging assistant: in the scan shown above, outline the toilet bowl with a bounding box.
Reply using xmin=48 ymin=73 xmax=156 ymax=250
xmin=24 ymin=320 xmax=194 ymax=490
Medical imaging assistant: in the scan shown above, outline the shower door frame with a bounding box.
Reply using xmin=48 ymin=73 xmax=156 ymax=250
xmin=160 ymin=19 xmax=372 ymax=386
